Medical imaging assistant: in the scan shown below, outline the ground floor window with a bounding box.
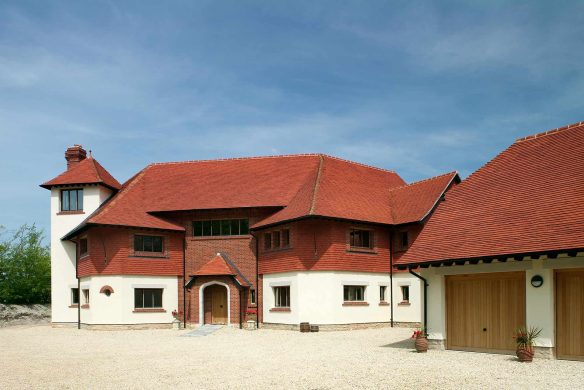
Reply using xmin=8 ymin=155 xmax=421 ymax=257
xmin=400 ymin=285 xmax=410 ymax=303
xmin=250 ymin=289 xmax=256 ymax=305
xmin=344 ymin=285 xmax=365 ymax=302
xmin=134 ymin=288 xmax=163 ymax=309
xmin=71 ymin=288 xmax=79 ymax=305
xmin=379 ymin=285 xmax=387 ymax=302
xmin=274 ymin=286 xmax=290 ymax=308
xmin=82 ymin=289 xmax=89 ymax=305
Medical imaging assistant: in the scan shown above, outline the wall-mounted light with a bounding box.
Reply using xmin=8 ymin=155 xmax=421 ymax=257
xmin=530 ymin=275 xmax=544 ymax=288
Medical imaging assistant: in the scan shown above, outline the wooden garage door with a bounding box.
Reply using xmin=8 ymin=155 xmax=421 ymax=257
xmin=556 ymin=269 xmax=584 ymax=360
xmin=446 ymin=272 xmax=525 ymax=352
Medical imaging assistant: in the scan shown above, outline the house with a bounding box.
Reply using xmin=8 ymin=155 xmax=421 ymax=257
xmin=397 ymin=121 xmax=584 ymax=361
xmin=41 ymin=147 xmax=458 ymax=329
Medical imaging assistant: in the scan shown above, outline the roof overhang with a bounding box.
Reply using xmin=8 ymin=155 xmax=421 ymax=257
xmin=39 ymin=182 xmax=120 ymax=192
xmin=396 ymin=247 xmax=584 ymax=270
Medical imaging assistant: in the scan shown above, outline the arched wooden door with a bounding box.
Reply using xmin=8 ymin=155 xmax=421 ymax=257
xmin=206 ymin=284 xmax=228 ymax=325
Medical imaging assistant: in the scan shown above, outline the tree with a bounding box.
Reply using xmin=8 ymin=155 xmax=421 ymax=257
xmin=0 ymin=224 xmax=51 ymax=304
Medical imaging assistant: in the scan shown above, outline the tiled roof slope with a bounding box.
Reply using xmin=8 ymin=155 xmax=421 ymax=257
xmin=41 ymin=157 xmax=122 ymax=190
xmin=398 ymin=121 xmax=584 ymax=265
xmin=193 ymin=253 xmax=251 ymax=286
xmin=252 ymin=155 xmax=406 ymax=228
xmin=389 ymin=172 xmax=459 ymax=225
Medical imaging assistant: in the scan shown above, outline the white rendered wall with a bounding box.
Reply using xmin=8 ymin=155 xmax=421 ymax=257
xmin=263 ymin=271 xmax=421 ymax=325
xmin=78 ymin=275 xmax=178 ymax=325
xmin=50 ymin=185 xmax=112 ymax=324
xmin=421 ymin=254 xmax=584 ymax=348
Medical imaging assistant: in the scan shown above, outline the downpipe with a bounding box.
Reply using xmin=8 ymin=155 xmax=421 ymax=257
xmin=408 ymin=268 xmax=428 ymax=331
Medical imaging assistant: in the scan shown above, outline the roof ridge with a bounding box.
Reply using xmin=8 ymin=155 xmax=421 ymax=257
xmin=515 ymin=121 xmax=584 ymax=143
xmin=389 ymin=171 xmax=458 ymax=192
xmin=320 ymin=155 xmax=397 ymax=174
xmin=309 ymin=155 xmax=324 ymax=215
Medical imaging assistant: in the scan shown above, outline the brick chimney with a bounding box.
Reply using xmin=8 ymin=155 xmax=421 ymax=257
xmin=65 ymin=144 xmax=87 ymax=170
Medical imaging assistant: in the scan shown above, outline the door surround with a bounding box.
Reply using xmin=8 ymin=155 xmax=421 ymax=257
xmin=199 ymin=281 xmax=230 ymax=325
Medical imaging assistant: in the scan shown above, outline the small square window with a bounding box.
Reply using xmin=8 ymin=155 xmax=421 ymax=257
xmin=349 ymin=229 xmax=373 ymax=249
xmin=380 ymin=286 xmax=387 ymax=302
xmin=82 ymin=289 xmax=89 ymax=305
xmin=71 ymin=288 xmax=79 ymax=305
xmin=274 ymin=286 xmax=290 ymax=308
xmin=401 ymin=286 xmax=410 ymax=302
xmin=79 ymin=238 xmax=88 ymax=257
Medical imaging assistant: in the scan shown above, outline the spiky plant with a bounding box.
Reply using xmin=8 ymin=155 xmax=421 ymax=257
xmin=514 ymin=326 xmax=542 ymax=349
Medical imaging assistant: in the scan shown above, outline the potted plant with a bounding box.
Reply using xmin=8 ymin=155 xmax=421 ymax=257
xmin=514 ymin=326 xmax=542 ymax=362
xmin=171 ymin=309 xmax=182 ymax=330
xmin=412 ymin=328 xmax=428 ymax=353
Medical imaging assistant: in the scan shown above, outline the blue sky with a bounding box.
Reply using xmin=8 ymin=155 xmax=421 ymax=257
xmin=1 ymin=1 xmax=583 ymax=237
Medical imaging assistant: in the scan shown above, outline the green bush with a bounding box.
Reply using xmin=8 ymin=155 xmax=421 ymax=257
xmin=0 ymin=224 xmax=51 ymax=304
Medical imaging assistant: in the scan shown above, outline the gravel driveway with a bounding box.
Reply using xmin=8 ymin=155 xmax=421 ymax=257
xmin=0 ymin=325 xmax=582 ymax=389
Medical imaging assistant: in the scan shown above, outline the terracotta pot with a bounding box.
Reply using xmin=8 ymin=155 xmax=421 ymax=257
xmin=415 ymin=336 xmax=428 ymax=353
xmin=516 ymin=347 xmax=534 ymax=362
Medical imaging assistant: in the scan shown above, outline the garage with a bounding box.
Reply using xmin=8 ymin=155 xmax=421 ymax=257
xmin=555 ymin=269 xmax=584 ymax=361
xmin=446 ymin=272 xmax=525 ymax=353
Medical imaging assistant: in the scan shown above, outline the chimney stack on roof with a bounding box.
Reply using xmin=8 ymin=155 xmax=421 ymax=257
xmin=65 ymin=144 xmax=87 ymax=170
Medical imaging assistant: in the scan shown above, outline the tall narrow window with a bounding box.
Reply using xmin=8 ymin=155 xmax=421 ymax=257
xmin=349 ymin=229 xmax=373 ymax=249
xmin=400 ymin=286 xmax=410 ymax=302
xmin=250 ymin=289 xmax=256 ymax=305
xmin=380 ymin=286 xmax=387 ymax=302
xmin=82 ymin=289 xmax=89 ymax=305
xmin=264 ymin=233 xmax=272 ymax=250
xmin=343 ymin=285 xmax=366 ymax=302
xmin=71 ymin=288 xmax=79 ymax=305
xmin=273 ymin=286 xmax=290 ymax=308
xmin=273 ymin=231 xmax=281 ymax=248
xmin=61 ymin=189 xmax=83 ymax=211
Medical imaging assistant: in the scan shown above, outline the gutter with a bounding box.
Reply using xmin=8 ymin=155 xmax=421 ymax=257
xmin=408 ymin=268 xmax=428 ymax=331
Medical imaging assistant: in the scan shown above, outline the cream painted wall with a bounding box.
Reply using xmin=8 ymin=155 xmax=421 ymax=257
xmin=50 ymin=185 xmax=112 ymax=324
xmin=79 ymin=275 xmax=178 ymax=324
xmin=420 ymin=254 xmax=584 ymax=348
xmin=263 ymin=271 xmax=421 ymax=325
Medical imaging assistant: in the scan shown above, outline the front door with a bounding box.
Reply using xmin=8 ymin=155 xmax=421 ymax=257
xmin=210 ymin=285 xmax=228 ymax=325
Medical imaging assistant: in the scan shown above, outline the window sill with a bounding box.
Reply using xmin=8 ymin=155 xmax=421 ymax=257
xmin=342 ymin=302 xmax=369 ymax=306
xmin=80 ymin=254 xmax=89 ymax=260
xmin=133 ymin=308 xmax=166 ymax=313
xmin=269 ymin=307 xmax=291 ymax=312
xmin=130 ymin=254 xmax=168 ymax=259
xmin=398 ymin=301 xmax=411 ymax=306
xmin=69 ymin=304 xmax=79 ymax=308
xmin=57 ymin=211 xmax=85 ymax=215
xmin=379 ymin=301 xmax=390 ymax=306
xmin=264 ymin=246 xmax=292 ymax=254
xmin=346 ymin=248 xmax=377 ymax=255
xmin=81 ymin=304 xmax=90 ymax=309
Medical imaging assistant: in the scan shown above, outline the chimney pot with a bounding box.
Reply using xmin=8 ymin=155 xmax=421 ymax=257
xmin=65 ymin=145 xmax=87 ymax=170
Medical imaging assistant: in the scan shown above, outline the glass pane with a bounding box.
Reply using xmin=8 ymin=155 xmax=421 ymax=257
xmin=144 ymin=290 xmax=153 ymax=308
xmin=69 ymin=190 xmax=77 ymax=211
xmin=202 ymin=221 xmax=212 ymax=236
xmin=153 ymin=237 xmax=163 ymax=252
xmin=193 ymin=221 xmax=203 ymax=236
xmin=135 ymin=289 xmax=143 ymax=308
xmin=282 ymin=230 xmax=290 ymax=246
xmin=273 ymin=231 xmax=280 ymax=247
xmin=72 ymin=288 xmax=79 ymax=304
xmin=77 ymin=190 xmax=83 ymax=210
xmin=231 ymin=219 xmax=240 ymax=235
xmin=344 ymin=287 xmax=348 ymax=301
xmin=363 ymin=231 xmax=370 ymax=248
xmin=264 ymin=233 xmax=271 ymax=249
xmin=143 ymin=236 xmax=153 ymax=252
xmin=153 ymin=289 xmax=163 ymax=308
xmin=211 ymin=220 xmax=221 ymax=236
xmin=62 ymin=190 xmax=70 ymax=211
xmin=240 ymin=219 xmax=249 ymax=235
xmin=134 ymin=235 xmax=143 ymax=251
xmin=221 ymin=220 xmax=231 ymax=236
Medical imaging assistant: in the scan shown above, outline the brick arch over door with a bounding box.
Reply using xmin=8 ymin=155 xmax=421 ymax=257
xmin=199 ymin=281 xmax=231 ymax=325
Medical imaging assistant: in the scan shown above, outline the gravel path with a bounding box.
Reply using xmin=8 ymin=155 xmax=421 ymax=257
xmin=0 ymin=325 xmax=582 ymax=389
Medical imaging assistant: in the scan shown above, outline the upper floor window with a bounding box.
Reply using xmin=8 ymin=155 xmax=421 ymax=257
xmin=282 ymin=229 xmax=290 ymax=247
xmin=134 ymin=235 xmax=164 ymax=253
xmin=399 ymin=231 xmax=409 ymax=250
xmin=193 ymin=219 xmax=249 ymax=237
xmin=264 ymin=232 xmax=272 ymax=250
xmin=349 ymin=229 xmax=373 ymax=249
xmin=264 ymin=228 xmax=291 ymax=251
xmin=79 ymin=238 xmax=88 ymax=257
xmin=61 ymin=189 xmax=83 ymax=211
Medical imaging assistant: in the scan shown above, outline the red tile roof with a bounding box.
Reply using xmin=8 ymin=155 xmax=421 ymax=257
xmin=398 ymin=121 xmax=584 ymax=266
xmin=193 ymin=253 xmax=251 ymax=286
xmin=41 ymin=157 xmax=122 ymax=191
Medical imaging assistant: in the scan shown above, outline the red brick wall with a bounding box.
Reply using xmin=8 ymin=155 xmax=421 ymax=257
xmin=77 ymin=226 xmax=183 ymax=277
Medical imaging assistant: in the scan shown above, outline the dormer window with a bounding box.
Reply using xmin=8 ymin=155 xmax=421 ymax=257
xmin=61 ymin=189 xmax=83 ymax=211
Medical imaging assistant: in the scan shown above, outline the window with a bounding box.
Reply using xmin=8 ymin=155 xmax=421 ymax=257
xmin=193 ymin=219 xmax=250 ymax=237
xmin=134 ymin=235 xmax=164 ymax=253
xmin=282 ymin=229 xmax=290 ymax=247
xmin=380 ymin=286 xmax=387 ymax=302
xmin=60 ymin=189 xmax=83 ymax=211
xmin=134 ymin=288 xmax=163 ymax=309
xmin=250 ymin=289 xmax=256 ymax=305
xmin=400 ymin=231 xmax=409 ymax=249
xmin=264 ymin=233 xmax=271 ymax=250
xmin=344 ymin=285 xmax=365 ymax=302
xmin=82 ymin=289 xmax=89 ymax=305
xmin=79 ymin=238 xmax=88 ymax=257
xmin=71 ymin=288 xmax=79 ymax=305
xmin=349 ymin=229 xmax=373 ymax=249
xmin=272 ymin=231 xmax=280 ymax=248
xmin=273 ymin=286 xmax=290 ymax=308
xmin=401 ymin=286 xmax=410 ymax=302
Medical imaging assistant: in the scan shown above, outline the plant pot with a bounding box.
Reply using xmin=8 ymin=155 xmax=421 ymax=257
xmin=415 ymin=336 xmax=428 ymax=353
xmin=516 ymin=347 xmax=534 ymax=362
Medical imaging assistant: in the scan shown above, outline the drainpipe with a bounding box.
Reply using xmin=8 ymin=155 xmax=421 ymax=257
xmin=239 ymin=285 xmax=243 ymax=329
xmin=408 ymin=268 xmax=428 ymax=331
xmin=389 ymin=229 xmax=394 ymax=327
xmin=255 ymin=234 xmax=259 ymax=329
xmin=74 ymin=240 xmax=80 ymax=330
xmin=183 ymin=235 xmax=187 ymax=329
